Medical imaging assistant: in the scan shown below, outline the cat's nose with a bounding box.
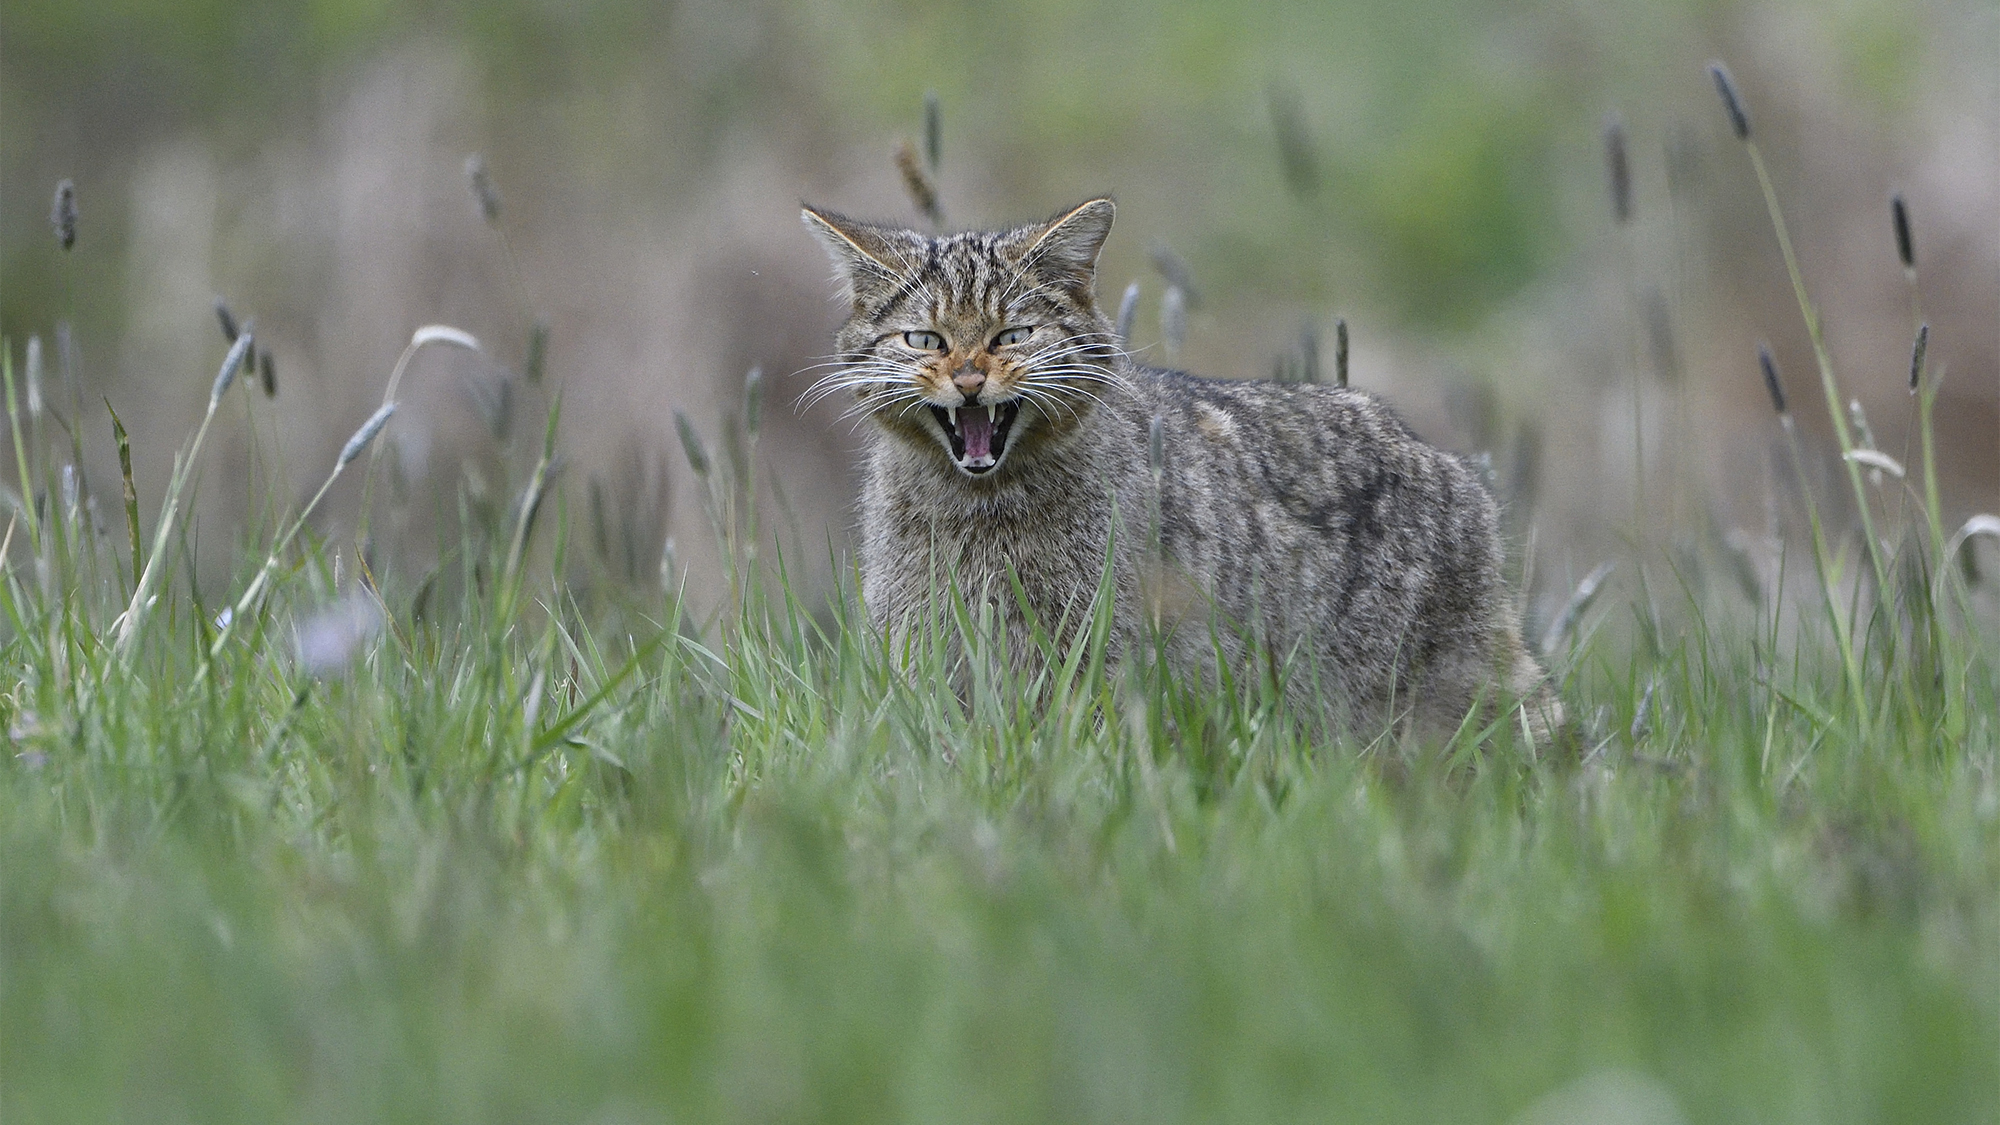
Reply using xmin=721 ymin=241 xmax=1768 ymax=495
xmin=952 ymin=367 xmax=985 ymax=396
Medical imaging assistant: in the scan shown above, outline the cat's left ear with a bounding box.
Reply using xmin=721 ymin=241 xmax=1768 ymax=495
xmin=1014 ymin=197 xmax=1115 ymax=291
xmin=801 ymin=205 xmax=917 ymax=310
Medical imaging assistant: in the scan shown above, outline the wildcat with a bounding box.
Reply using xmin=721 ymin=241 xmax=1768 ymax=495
xmin=802 ymin=197 xmax=1561 ymax=744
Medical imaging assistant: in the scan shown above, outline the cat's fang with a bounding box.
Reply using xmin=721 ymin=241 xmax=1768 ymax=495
xmin=929 ymin=401 xmax=1017 ymax=475
xmin=929 ymin=405 xmax=966 ymax=461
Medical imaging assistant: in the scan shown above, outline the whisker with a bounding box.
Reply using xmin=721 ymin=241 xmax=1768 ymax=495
xmin=801 ymin=371 xmax=920 ymax=411
xmin=1016 ymin=388 xmax=1086 ymax=422
xmin=835 ymin=389 xmax=929 ymax=427
xmin=1033 ymin=365 xmax=1127 ymax=382
xmin=1023 ymin=338 xmax=1132 ymax=366
xmin=1028 ymin=376 xmax=1115 ymax=399
xmin=1027 ymin=367 xmax=1135 ymax=396
xmin=1034 ymin=385 xmax=1115 ymax=407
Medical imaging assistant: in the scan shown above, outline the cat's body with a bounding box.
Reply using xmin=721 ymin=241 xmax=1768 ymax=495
xmin=807 ymin=198 xmax=1559 ymax=742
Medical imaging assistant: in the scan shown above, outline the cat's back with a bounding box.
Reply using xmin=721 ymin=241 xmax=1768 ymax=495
xmin=1122 ymin=366 xmax=1493 ymax=544
xmin=1120 ymin=365 xmax=1522 ymax=727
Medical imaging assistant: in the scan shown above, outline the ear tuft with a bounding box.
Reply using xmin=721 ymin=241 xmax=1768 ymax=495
xmin=1014 ymin=197 xmax=1115 ymax=288
xmin=801 ymin=205 xmax=914 ymax=309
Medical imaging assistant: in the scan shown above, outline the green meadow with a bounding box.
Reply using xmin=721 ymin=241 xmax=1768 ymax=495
xmin=4 ymin=1 xmax=1997 ymax=1120
xmin=2 ymin=303 xmax=1995 ymax=1121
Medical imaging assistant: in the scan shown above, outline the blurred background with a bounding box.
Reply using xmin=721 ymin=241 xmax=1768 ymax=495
xmin=3 ymin=0 xmax=1995 ymax=619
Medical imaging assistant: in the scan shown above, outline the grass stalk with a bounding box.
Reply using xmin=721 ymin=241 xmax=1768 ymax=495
xmin=111 ymin=334 xmax=252 ymax=657
xmin=199 ymin=403 xmax=398 ymax=680
xmin=1712 ymin=61 xmax=1906 ymax=733
xmin=1759 ymin=343 xmax=1871 ymax=731
xmin=1737 ymin=139 xmax=1895 ymax=615
xmin=3 ymin=350 xmax=42 ymax=562
xmin=107 ymin=401 xmax=141 ymax=592
xmin=354 ymin=326 xmax=481 ymax=549
xmin=498 ymin=393 xmax=561 ymax=620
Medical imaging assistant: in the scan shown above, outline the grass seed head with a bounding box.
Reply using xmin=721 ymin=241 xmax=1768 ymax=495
xmin=1908 ymin=322 xmax=1929 ymax=392
xmin=1603 ymin=113 xmax=1632 ymax=224
xmin=1891 ymin=193 xmax=1915 ymax=271
xmin=212 ymin=333 xmax=253 ymax=405
xmin=674 ymin=410 xmax=712 ymax=479
xmin=339 ymin=402 xmax=398 ymax=467
xmin=1644 ymin=289 xmax=1680 ymax=380
xmin=1847 ymin=398 xmax=1876 ymax=450
xmin=1842 ymin=449 xmax=1905 ymax=480
xmin=214 ymin=298 xmax=240 ymax=343
xmin=1148 ymin=242 xmax=1201 ymax=309
xmin=743 ymin=365 xmax=765 ymax=438
xmin=1708 ymin=62 xmax=1750 ymax=140
xmin=260 ymin=351 xmax=277 ymax=398
xmin=1160 ymin=285 xmax=1187 ymax=359
xmin=1757 ymin=343 xmax=1786 ymax=416
xmin=589 ymin=477 xmax=611 ymax=564
xmin=895 ymin=141 xmax=941 ymax=227
xmin=50 ymin=180 xmax=77 ymax=251
xmin=1334 ymin=318 xmax=1349 ymax=388
xmin=1942 ymin=515 xmax=2000 ymax=590
xmin=525 ymin=318 xmax=549 ymax=385
xmin=411 ymin=325 xmax=481 ymax=353
xmin=55 ymin=323 xmax=75 ymax=384
xmin=1541 ymin=559 xmax=1616 ymax=656
xmin=1267 ymin=84 xmax=1321 ymax=198
xmin=1116 ymin=282 xmax=1141 ymax=349
xmin=25 ymin=336 xmax=44 ymax=419
xmin=922 ymin=90 xmax=942 ymax=171
xmin=465 ymin=154 xmax=501 ymax=226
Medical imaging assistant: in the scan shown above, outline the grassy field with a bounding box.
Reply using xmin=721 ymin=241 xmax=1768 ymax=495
xmin=5 ymin=63 xmax=1999 ymax=1120
xmin=1 ymin=311 xmax=1996 ymax=1124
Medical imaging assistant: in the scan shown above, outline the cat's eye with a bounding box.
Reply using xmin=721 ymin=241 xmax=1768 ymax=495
xmin=992 ymin=326 xmax=1035 ymax=348
xmin=902 ymin=330 xmax=946 ymax=351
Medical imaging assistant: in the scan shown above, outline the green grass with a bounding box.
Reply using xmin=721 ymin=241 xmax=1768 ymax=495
xmin=1 ymin=327 xmax=1995 ymax=1124
xmin=5 ymin=81 xmax=2000 ymax=1114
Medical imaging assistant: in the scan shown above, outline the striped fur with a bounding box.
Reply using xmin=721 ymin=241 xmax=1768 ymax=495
xmin=803 ymin=198 xmax=1561 ymax=744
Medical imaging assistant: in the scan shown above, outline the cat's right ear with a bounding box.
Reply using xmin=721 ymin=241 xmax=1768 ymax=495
xmin=802 ymin=206 xmax=910 ymax=310
xmin=998 ymin=197 xmax=1115 ymax=300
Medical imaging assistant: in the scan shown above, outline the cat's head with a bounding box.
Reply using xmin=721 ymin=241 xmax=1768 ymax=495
xmin=801 ymin=198 xmax=1124 ymax=479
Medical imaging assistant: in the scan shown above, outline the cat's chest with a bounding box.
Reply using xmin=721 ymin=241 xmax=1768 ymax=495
xmin=878 ymin=482 xmax=1092 ymax=546
xmin=863 ymin=464 xmax=1115 ymax=581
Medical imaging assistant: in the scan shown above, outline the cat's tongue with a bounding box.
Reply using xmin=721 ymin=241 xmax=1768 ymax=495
xmin=959 ymin=408 xmax=996 ymax=464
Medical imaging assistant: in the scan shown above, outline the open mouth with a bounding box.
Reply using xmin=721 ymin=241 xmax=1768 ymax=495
xmin=930 ymin=402 xmax=1021 ymax=475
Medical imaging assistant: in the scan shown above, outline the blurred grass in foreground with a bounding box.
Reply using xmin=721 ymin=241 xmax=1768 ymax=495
xmin=0 ymin=305 xmax=1995 ymax=1121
